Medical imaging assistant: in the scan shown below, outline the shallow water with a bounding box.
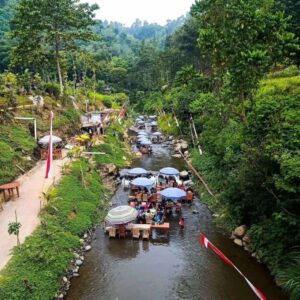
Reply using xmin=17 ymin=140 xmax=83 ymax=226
xmin=66 ymin=144 xmax=287 ymax=300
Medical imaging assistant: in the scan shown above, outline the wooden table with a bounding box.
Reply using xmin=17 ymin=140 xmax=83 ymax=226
xmin=150 ymin=222 xmax=170 ymax=235
xmin=0 ymin=181 xmax=20 ymax=202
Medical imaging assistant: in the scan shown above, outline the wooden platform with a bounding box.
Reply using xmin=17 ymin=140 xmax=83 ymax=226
xmin=105 ymin=223 xmax=170 ymax=238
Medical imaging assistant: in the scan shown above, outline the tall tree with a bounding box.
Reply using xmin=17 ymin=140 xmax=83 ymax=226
xmin=192 ymin=0 xmax=297 ymax=120
xmin=11 ymin=0 xmax=98 ymax=94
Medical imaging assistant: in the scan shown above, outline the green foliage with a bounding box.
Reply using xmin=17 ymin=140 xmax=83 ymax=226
xmin=0 ymin=158 xmax=107 ymax=299
xmin=0 ymin=124 xmax=36 ymax=184
xmin=43 ymin=82 xmax=61 ymax=99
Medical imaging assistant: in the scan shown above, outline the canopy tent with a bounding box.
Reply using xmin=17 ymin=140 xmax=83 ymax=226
xmin=159 ymin=167 xmax=180 ymax=176
xmin=131 ymin=177 xmax=155 ymax=188
xmin=105 ymin=205 xmax=138 ymax=225
xmin=160 ymin=187 xmax=186 ymax=200
xmin=152 ymin=131 xmax=162 ymax=136
xmin=128 ymin=167 xmax=149 ymax=176
xmin=38 ymin=135 xmax=62 ymax=145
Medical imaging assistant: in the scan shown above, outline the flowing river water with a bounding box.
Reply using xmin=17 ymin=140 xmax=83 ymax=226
xmin=66 ymin=144 xmax=287 ymax=300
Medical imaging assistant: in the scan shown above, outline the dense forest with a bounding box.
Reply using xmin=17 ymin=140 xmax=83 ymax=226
xmin=0 ymin=0 xmax=299 ymax=299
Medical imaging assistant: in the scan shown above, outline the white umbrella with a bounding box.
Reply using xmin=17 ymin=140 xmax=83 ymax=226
xmin=105 ymin=205 xmax=138 ymax=225
xmin=39 ymin=135 xmax=62 ymax=144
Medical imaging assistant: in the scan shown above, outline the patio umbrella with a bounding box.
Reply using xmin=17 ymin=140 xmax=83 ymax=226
xmin=131 ymin=177 xmax=155 ymax=187
xmin=150 ymin=121 xmax=158 ymax=126
xmin=105 ymin=205 xmax=138 ymax=225
xmin=160 ymin=187 xmax=186 ymax=200
xmin=38 ymin=135 xmax=62 ymax=144
xmin=137 ymin=132 xmax=149 ymax=137
xmin=140 ymin=140 xmax=152 ymax=145
xmin=149 ymin=115 xmax=157 ymax=119
xmin=128 ymin=168 xmax=148 ymax=176
xmin=159 ymin=167 xmax=180 ymax=176
xmin=152 ymin=132 xmax=162 ymax=136
xmin=137 ymin=120 xmax=145 ymax=124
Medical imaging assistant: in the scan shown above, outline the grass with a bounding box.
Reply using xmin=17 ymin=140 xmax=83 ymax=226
xmin=0 ymin=124 xmax=36 ymax=185
xmin=0 ymin=119 xmax=131 ymax=299
xmin=0 ymin=159 xmax=109 ymax=300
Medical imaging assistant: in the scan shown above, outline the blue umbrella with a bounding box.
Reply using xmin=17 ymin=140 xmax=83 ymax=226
xmin=138 ymin=130 xmax=148 ymax=134
xmin=152 ymin=131 xmax=162 ymax=136
xmin=150 ymin=121 xmax=158 ymax=126
xmin=138 ymin=132 xmax=149 ymax=137
xmin=160 ymin=187 xmax=186 ymax=200
xmin=149 ymin=115 xmax=157 ymax=119
xmin=159 ymin=167 xmax=180 ymax=176
xmin=140 ymin=140 xmax=152 ymax=145
xmin=128 ymin=168 xmax=148 ymax=176
xmin=131 ymin=177 xmax=155 ymax=187
xmin=137 ymin=120 xmax=145 ymax=124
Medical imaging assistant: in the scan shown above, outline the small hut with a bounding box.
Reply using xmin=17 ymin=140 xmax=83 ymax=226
xmin=38 ymin=135 xmax=63 ymax=159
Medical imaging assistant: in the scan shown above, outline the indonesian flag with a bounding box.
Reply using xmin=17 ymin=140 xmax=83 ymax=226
xmin=45 ymin=111 xmax=54 ymax=179
xmin=200 ymin=233 xmax=267 ymax=300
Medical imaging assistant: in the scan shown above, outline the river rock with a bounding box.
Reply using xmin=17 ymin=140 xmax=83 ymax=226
xmin=29 ymin=95 xmax=44 ymax=107
xmin=58 ymin=293 xmax=64 ymax=299
xmin=242 ymin=233 xmax=250 ymax=243
xmin=233 ymin=238 xmax=243 ymax=247
xmin=180 ymin=170 xmax=189 ymax=179
xmin=180 ymin=141 xmax=188 ymax=151
xmin=233 ymin=225 xmax=247 ymax=238
xmin=83 ymin=233 xmax=88 ymax=239
xmin=135 ymin=152 xmax=142 ymax=157
xmin=72 ymin=272 xmax=80 ymax=277
xmin=103 ymin=163 xmax=118 ymax=176
xmin=75 ymin=259 xmax=83 ymax=266
xmin=85 ymin=245 xmax=92 ymax=251
xmin=63 ymin=276 xmax=68 ymax=283
xmin=172 ymin=154 xmax=181 ymax=158
xmin=184 ymin=150 xmax=189 ymax=157
xmin=73 ymin=252 xmax=80 ymax=258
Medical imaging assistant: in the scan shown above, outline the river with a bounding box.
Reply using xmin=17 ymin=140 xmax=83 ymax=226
xmin=66 ymin=144 xmax=287 ymax=300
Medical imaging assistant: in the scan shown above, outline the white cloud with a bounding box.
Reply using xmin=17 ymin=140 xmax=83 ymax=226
xmin=83 ymin=0 xmax=195 ymax=26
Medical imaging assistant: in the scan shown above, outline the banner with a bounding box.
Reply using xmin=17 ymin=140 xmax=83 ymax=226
xmin=45 ymin=111 xmax=54 ymax=179
xmin=200 ymin=233 xmax=267 ymax=300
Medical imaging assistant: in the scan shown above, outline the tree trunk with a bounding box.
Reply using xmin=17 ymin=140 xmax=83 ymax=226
xmin=55 ymin=34 xmax=64 ymax=95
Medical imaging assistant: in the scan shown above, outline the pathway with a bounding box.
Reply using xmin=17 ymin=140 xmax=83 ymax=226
xmin=0 ymin=152 xmax=69 ymax=270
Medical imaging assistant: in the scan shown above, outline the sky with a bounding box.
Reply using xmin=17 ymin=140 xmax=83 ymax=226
xmin=83 ymin=0 xmax=195 ymax=26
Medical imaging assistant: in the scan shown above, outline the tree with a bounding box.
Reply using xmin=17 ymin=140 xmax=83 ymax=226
xmin=11 ymin=0 xmax=99 ymax=94
xmin=192 ymin=0 xmax=298 ymax=120
xmin=8 ymin=210 xmax=21 ymax=246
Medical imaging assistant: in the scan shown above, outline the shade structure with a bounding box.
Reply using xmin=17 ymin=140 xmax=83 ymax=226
xmin=39 ymin=135 xmax=62 ymax=144
xmin=137 ymin=132 xmax=149 ymax=137
xmin=152 ymin=131 xmax=162 ymax=136
xmin=149 ymin=115 xmax=157 ymax=119
xmin=159 ymin=167 xmax=180 ymax=176
xmin=160 ymin=187 xmax=186 ymax=200
xmin=137 ymin=137 xmax=149 ymax=142
xmin=137 ymin=120 xmax=145 ymax=124
xmin=128 ymin=167 xmax=148 ymax=176
xmin=138 ymin=130 xmax=148 ymax=134
xmin=150 ymin=121 xmax=158 ymax=126
xmin=131 ymin=177 xmax=155 ymax=187
xmin=105 ymin=205 xmax=138 ymax=225
xmin=140 ymin=140 xmax=152 ymax=145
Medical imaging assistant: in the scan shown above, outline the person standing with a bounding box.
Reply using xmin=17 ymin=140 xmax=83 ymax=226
xmin=179 ymin=218 xmax=185 ymax=230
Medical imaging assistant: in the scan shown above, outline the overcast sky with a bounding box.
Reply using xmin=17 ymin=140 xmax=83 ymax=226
xmin=83 ymin=0 xmax=195 ymax=26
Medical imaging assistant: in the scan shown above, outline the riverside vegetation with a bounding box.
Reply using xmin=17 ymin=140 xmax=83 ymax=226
xmin=0 ymin=0 xmax=299 ymax=298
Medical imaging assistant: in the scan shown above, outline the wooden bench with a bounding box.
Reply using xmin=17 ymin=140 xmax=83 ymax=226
xmin=0 ymin=181 xmax=20 ymax=202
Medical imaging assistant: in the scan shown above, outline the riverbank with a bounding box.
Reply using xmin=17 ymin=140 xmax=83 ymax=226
xmin=0 ymin=123 xmax=131 ymax=300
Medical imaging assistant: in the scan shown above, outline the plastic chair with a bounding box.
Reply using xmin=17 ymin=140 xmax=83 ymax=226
xmin=132 ymin=228 xmax=140 ymax=239
xmin=118 ymin=226 xmax=126 ymax=238
xmin=109 ymin=227 xmax=116 ymax=238
xmin=142 ymin=229 xmax=150 ymax=240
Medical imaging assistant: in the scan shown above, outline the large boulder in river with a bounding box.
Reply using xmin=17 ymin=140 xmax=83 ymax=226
xmin=233 ymin=225 xmax=247 ymax=238
xmin=180 ymin=141 xmax=189 ymax=151
xmin=233 ymin=239 xmax=243 ymax=247
xmin=102 ymin=163 xmax=118 ymax=176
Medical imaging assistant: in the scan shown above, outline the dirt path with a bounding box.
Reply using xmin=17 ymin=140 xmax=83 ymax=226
xmin=0 ymin=152 xmax=69 ymax=270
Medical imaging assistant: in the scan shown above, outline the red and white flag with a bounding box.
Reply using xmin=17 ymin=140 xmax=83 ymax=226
xmin=200 ymin=233 xmax=267 ymax=300
xmin=45 ymin=111 xmax=54 ymax=179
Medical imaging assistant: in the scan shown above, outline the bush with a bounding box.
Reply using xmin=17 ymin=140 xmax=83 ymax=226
xmin=43 ymin=82 xmax=60 ymax=99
